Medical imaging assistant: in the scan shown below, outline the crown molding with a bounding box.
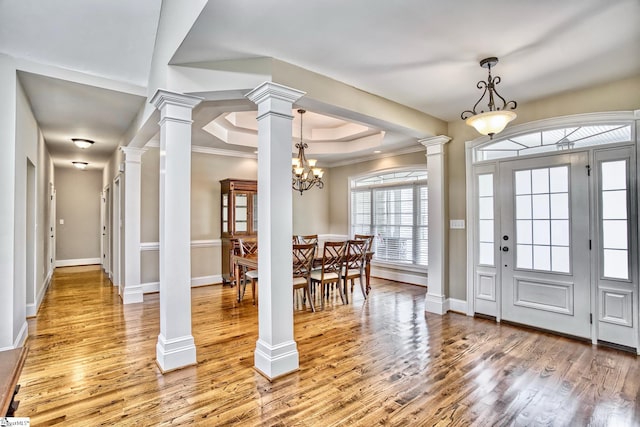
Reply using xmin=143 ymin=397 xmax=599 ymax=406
xmin=325 ymin=144 xmax=425 ymax=168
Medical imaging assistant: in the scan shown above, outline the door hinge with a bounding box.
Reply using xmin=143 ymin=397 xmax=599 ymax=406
xmin=586 ymin=165 xmax=591 ymax=176
xmin=590 ymin=313 xmax=593 ymax=324
xmin=589 ymin=240 xmax=592 ymax=250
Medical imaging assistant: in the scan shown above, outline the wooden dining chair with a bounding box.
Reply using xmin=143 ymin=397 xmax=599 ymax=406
xmin=354 ymin=234 xmax=374 ymax=252
xmin=292 ymin=243 xmax=316 ymax=312
xmin=237 ymin=238 xmax=258 ymax=303
xmin=296 ymin=234 xmax=318 ymax=246
xmin=310 ymin=241 xmax=346 ymax=308
xmin=341 ymin=239 xmax=368 ymax=302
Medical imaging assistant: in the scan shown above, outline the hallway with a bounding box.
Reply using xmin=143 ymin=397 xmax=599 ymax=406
xmin=16 ymin=266 xmax=640 ymax=426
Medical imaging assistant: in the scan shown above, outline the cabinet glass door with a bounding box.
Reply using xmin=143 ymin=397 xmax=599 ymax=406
xmin=235 ymin=193 xmax=248 ymax=232
xmin=222 ymin=194 xmax=228 ymax=233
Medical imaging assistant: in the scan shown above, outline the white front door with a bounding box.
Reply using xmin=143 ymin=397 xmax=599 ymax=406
xmin=499 ymin=152 xmax=591 ymax=338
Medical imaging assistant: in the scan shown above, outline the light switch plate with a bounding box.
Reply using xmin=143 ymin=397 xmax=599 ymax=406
xmin=59 ymin=219 xmax=64 ymax=225
xmin=450 ymin=219 xmax=465 ymax=229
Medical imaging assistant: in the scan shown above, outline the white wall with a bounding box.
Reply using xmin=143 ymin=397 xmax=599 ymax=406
xmin=0 ymin=55 xmax=18 ymax=349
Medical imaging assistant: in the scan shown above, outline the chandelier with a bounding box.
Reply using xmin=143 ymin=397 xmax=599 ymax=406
xmin=461 ymin=57 xmax=517 ymax=138
xmin=292 ymin=109 xmax=324 ymax=195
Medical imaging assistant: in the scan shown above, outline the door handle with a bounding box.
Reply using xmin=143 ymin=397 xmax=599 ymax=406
xmin=502 ymin=246 xmax=509 ymax=252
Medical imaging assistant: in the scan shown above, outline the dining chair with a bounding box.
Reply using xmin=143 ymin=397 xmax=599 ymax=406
xmin=237 ymin=238 xmax=258 ymax=303
xmin=354 ymin=234 xmax=374 ymax=252
xmin=310 ymin=241 xmax=346 ymax=308
xmin=341 ymin=239 xmax=368 ymax=302
xmin=296 ymin=234 xmax=318 ymax=246
xmin=354 ymin=234 xmax=374 ymax=294
xmin=292 ymin=243 xmax=316 ymax=312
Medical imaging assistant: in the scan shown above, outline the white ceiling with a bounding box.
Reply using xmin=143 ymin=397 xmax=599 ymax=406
xmin=1 ymin=0 xmax=639 ymax=169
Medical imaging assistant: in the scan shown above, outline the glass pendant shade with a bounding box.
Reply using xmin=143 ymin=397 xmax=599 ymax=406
xmin=465 ymin=110 xmax=517 ymax=136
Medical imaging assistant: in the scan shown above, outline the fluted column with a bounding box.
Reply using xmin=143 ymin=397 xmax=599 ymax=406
xmin=151 ymin=89 xmax=202 ymax=372
xmin=420 ymin=135 xmax=451 ymax=314
xmin=246 ymin=82 xmax=305 ymax=380
xmin=120 ymin=146 xmax=146 ymax=304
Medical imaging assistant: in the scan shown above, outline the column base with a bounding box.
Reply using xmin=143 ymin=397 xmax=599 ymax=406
xmin=156 ymin=333 xmax=197 ymax=373
xmin=425 ymin=292 xmax=447 ymax=315
xmin=254 ymin=339 xmax=299 ymax=381
xmin=122 ymin=285 xmax=143 ymax=304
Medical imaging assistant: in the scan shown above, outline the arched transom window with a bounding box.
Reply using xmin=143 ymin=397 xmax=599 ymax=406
xmin=474 ymin=124 xmax=632 ymax=162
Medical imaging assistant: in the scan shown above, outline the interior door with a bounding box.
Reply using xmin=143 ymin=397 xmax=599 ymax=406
xmin=499 ymin=152 xmax=591 ymax=338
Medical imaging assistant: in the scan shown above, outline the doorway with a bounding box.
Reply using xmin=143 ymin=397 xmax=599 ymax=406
xmin=467 ymin=115 xmax=638 ymax=351
xmin=499 ymin=152 xmax=591 ymax=338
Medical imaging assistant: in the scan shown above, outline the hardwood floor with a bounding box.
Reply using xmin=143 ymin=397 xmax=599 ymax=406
xmin=16 ymin=265 xmax=640 ymax=426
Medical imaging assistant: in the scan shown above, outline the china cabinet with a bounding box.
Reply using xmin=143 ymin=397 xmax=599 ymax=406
xmin=220 ymin=179 xmax=257 ymax=283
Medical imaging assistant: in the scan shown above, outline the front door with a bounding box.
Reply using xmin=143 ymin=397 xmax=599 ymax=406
xmin=499 ymin=152 xmax=591 ymax=338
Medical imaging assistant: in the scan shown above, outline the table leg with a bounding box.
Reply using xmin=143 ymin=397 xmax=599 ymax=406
xmin=234 ymin=261 xmax=241 ymax=302
xmin=365 ymin=261 xmax=371 ymax=294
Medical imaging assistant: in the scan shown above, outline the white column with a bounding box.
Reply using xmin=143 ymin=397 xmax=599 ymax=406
xmin=246 ymin=82 xmax=305 ymax=380
xmin=420 ymin=135 xmax=451 ymax=315
xmin=151 ymin=89 xmax=202 ymax=372
xmin=120 ymin=146 xmax=146 ymax=304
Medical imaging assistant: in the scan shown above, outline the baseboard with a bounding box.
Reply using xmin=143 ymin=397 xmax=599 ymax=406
xmin=371 ymin=266 xmax=427 ymax=286
xmin=13 ymin=321 xmax=28 ymax=349
xmin=27 ymin=269 xmax=53 ymax=317
xmin=192 ymin=275 xmax=222 ymax=287
xmin=141 ymin=275 xmax=222 ymax=294
xmin=55 ymin=257 xmax=101 ymax=267
xmin=447 ymin=298 xmax=468 ymax=314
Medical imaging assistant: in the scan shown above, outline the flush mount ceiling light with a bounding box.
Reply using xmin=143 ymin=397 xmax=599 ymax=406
xmin=71 ymin=138 xmax=94 ymax=149
xmin=461 ymin=57 xmax=517 ymax=138
xmin=72 ymin=161 xmax=88 ymax=169
xmin=292 ymin=109 xmax=324 ymax=195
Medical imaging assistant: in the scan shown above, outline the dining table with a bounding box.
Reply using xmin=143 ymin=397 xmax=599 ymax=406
xmin=232 ymin=250 xmax=374 ymax=303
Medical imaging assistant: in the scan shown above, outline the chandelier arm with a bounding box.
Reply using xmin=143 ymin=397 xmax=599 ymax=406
xmin=461 ymin=81 xmax=489 ymax=119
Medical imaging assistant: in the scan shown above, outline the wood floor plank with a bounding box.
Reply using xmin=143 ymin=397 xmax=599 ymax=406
xmin=14 ymin=265 xmax=640 ymax=426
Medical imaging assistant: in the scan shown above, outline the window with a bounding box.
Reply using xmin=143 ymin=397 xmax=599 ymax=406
xmin=350 ymin=170 xmax=428 ymax=266
xmin=474 ymin=124 xmax=632 ymax=161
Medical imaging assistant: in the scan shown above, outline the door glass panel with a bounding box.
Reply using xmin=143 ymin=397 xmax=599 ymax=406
xmin=531 ymin=168 xmax=549 ymax=194
xmin=532 ymin=195 xmax=550 ymax=219
xmin=517 ymin=244 xmax=532 ymax=269
xmin=533 ymin=245 xmax=551 ymax=270
xmin=551 ymin=220 xmax=569 ymax=246
xmin=550 ymin=194 xmax=569 ymax=218
xmin=601 ymin=161 xmax=626 ymax=190
xmin=603 ymin=249 xmax=628 ymax=279
xmin=515 ymin=165 xmax=570 ymax=273
xmin=552 ymin=246 xmax=570 ymax=273
xmin=516 ymin=196 xmax=532 ymax=219
xmin=478 ymin=174 xmax=493 ymax=197
xmin=602 ymin=191 xmax=627 ymax=219
xmin=479 ymin=243 xmax=494 ymax=265
xmin=549 ymin=167 xmax=569 ymax=192
xmin=603 ymin=221 xmax=627 ymax=250
xmin=533 ymin=220 xmax=550 ymax=245
xmin=601 ymin=159 xmax=628 ymax=280
xmin=477 ymin=173 xmax=494 ymax=266
xmin=515 ymin=170 xmax=531 ymax=195
xmin=517 ymin=220 xmax=532 ymax=244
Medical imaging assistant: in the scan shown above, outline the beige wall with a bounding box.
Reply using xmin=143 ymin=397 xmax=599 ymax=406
xmin=445 ymin=74 xmax=640 ymax=300
xmin=141 ymin=148 xmax=260 ymax=283
xmin=55 ymin=167 xmax=102 ymax=261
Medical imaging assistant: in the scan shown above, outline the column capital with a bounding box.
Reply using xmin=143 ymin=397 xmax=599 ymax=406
xmin=419 ymin=135 xmax=451 ymax=153
xmin=120 ymin=146 xmax=147 ymax=162
xmin=150 ymin=89 xmax=202 ymax=111
xmin=245 ymin=81 xmax=306 ymax=106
